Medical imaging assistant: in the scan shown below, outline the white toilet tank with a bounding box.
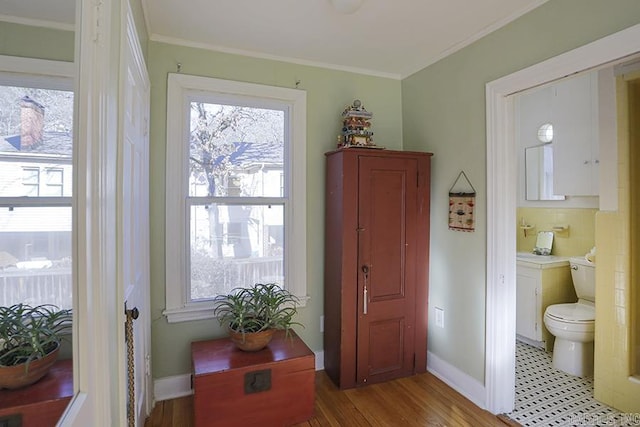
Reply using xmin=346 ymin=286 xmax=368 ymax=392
xmin=570 ymin=257 xmax=595 ymax=302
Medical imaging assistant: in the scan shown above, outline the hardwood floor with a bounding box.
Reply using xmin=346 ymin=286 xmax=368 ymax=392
xmin=145 ymin=370 xmax=517 ymax=426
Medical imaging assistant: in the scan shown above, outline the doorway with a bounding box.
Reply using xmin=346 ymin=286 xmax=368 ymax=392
xmin=485 ymin=23 xmax=640 ymax=414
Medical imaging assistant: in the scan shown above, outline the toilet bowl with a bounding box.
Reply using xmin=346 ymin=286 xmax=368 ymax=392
xmin=543 ymin=256 xmax=595 ymax=377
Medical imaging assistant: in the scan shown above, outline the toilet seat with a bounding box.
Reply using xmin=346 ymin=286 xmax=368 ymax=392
xmin=545 ymin=303 xmax=594 ymax=323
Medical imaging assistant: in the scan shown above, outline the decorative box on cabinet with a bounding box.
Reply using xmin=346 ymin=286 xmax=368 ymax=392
xmin=324 ymin=148 xmax=432 ymax=389
xmin=516 ymin=256 xmax=576 ymax=351
xmin=191 ymin=330 xmax=315 ymax=427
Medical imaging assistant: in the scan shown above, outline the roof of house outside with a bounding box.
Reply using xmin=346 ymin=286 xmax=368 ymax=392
xmin=1 ymin=131 xmax=73 ymax=157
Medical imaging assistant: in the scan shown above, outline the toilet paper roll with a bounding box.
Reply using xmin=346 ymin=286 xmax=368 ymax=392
xmin=585 ymin=253 xmax=595 ymax=263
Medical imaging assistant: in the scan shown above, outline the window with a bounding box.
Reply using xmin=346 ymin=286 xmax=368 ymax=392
xmin=164 ymin=74 xmax=307 ymax=322
xmin=0 ymin=58 xmax=74 ymax=310
xmin=22 ymin=167 xmax=40 ymax=196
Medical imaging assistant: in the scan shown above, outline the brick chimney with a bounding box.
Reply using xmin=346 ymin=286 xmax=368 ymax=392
xmin=20 ymin=96 xmax=45 ymax=149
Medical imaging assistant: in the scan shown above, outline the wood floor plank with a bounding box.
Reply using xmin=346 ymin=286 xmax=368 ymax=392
xmin=145 ymin=370 xmax=508 ymax=426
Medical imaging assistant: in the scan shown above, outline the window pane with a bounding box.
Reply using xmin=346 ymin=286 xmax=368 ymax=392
xmin=188 ymin=102 xmax=284 ymax=198
xmin=0 ymin=206 xmax=72 ymax=309
xmin=189 ymin=203 xmax=284 ymax=301
xmin=0 ymin=86 xmax=73 ymax=197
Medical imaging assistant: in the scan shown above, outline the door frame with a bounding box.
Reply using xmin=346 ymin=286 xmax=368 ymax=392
xmin=59 ymin=0 xmax=123 ymax=424
xmin=485 ymin=23 xmax=640 ymax=414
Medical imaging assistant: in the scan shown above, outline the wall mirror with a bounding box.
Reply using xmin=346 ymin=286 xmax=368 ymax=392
xmin=525 ymin=144 xmax=566 ymax=201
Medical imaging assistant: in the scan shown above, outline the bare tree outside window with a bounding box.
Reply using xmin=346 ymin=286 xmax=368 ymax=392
xmin=187 ymin=102 xmax=286 ymax=299
xmin=0 ymin=85 xmax=73 ymax=309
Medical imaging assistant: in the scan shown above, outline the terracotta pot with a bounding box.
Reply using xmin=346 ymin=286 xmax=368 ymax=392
xmin=0 ymin=344 xmax=60 ymax=390
xmin=228 ymin=328 xmax=275 ymax=352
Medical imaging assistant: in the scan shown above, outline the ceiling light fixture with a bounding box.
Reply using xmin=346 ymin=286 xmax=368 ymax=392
xmin=330 ymin=0 xmax=364 ymax=15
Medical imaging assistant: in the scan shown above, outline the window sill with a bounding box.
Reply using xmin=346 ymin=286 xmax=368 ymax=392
xmin=163 ymin=295 xmax=310 ymax=324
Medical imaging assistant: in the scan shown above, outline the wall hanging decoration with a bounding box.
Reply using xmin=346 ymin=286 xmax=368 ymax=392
xmin=448 ymin=171 xmax=476 ymax=232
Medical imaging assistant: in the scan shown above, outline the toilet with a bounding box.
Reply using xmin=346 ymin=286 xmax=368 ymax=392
xmin=543 ymin=256 xmax=595 ymax=377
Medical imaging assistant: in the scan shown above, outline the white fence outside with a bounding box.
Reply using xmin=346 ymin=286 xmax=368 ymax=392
xmin=0 ymin=267 xmax=72 ymax=309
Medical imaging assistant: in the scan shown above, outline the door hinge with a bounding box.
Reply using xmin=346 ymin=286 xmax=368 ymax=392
xmin=535 ymin=322 xmax=538 ymax=332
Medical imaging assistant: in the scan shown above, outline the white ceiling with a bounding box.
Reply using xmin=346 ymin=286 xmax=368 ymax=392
xmin=1 ymin=0 xmax=548 ymax=79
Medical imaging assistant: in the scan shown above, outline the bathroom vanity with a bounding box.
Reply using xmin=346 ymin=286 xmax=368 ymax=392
xmin=516 ymin=253 xmax=576 ymax=351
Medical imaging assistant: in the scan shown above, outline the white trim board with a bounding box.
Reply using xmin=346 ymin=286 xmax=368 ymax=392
xmin=427 ymin=351 xmax=486 ymax=411
xmin=153 ymin=350 xmax=325 ymax=403
xmin=485 ymin=23 xmax=640 ymax=415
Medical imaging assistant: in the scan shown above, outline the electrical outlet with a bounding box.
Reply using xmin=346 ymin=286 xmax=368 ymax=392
xmin=435 ymin=307 xmax=444 ymax=328
xmin=320 ymin=315 xmax=324 ymax=333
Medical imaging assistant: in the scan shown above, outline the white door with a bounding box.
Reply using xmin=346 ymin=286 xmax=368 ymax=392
xmin=119 ymin=5 xmax=151 ymax=425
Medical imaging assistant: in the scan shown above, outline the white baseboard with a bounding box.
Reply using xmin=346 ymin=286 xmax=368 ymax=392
xmin=153 ymin=350 xmax=325 ymax=402
xmin=427 ymin=351 xmax=486 ymax=410
xmin=153 ymin=374 xmax=193 ymax=402
xmin=314 ymin=350 xmax=324 ymax=371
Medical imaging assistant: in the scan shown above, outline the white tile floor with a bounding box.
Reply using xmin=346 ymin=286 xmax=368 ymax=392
xmin=508 ymin=341 xmax=636 ymax=426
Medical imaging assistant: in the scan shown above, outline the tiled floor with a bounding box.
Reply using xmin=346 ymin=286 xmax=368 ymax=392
xmin=508 ymin=341 xmax=635 ymax=426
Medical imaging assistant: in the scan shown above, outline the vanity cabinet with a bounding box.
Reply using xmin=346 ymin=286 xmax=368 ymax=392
xmin=516 ymin=258 xmax=576 ymax=351
xmin=552 ymin=71 xmax=599 ymax=196
xmin=323 ymin=148 xmax=432 ymax=389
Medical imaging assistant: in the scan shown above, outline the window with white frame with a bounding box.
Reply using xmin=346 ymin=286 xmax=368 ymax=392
xmin=0 ymin=57 xmax=74 ymax=310
xmin=164 ymin=74 xmax=307 ymax=322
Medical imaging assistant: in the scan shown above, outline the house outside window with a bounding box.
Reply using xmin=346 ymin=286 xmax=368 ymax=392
xmin=164 ymin=74 xmax=307 ymax=322
xmin=22 ymin=167 xmax=40 ymax=196
xmin=0 ymin=68 xmax=74 ymax=310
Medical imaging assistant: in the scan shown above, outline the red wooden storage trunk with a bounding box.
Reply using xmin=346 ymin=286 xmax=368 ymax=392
xmin=191 ymin=330 xmax=315 ymax=427
xmin=0 ymin=359 xmax=73 ymax=427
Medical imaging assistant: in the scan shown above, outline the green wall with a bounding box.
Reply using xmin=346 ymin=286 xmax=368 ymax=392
xmin=147 ymin=41 xmax=403 ymax=377
xmin=0 ymin=21 xmax=74 ymax=61
xmin=402 ymin=0 xmax=640 ymax=383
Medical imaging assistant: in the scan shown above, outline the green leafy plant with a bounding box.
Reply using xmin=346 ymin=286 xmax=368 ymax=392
xmin=213 ymin=283 xmax=302 ymax=336
xmin=0 ymin=303 xmax=72 ymax=367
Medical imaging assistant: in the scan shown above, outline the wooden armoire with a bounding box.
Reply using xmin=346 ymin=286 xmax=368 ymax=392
xmin=323 ymin=148 xmax=432 ymax=389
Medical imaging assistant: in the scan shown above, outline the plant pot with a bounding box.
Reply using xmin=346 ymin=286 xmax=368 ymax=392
xmin=228 ymin=328 xmax=275 ymax=352
xmin=0 ymin=343 xmax=61 ymax=390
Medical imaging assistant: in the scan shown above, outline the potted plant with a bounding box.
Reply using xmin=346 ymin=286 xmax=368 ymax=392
xmin=0 ymin=303 xmax=72 ymax=389
xmin=213 ymin=283 xmax=301 ymax=351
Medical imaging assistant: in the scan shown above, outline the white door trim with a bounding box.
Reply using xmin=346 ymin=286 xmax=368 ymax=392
xmin=59 ymin=0 xmax=122 ymax=424
xmin=485 ymin=23 xmax=640 ymax=414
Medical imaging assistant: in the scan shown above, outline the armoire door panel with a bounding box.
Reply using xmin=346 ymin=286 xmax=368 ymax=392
xmin=356 ymin=155 xmax=417 ymax=385
xmin=367 ymin=318 xmax=404 ymax=376
xmin=368 ymin=168 xmax=406 ymax=298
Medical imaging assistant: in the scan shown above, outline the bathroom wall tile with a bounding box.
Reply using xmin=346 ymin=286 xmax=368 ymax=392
xmin=615 ymin=307 xmax=627 ymax=327
xmin=516 ymin=207 xmax=596 ymax=256
xmin=614 ymin=288 xmax=626 ymax=307
xmin=615 ymin=271 xmax=626 ymax=291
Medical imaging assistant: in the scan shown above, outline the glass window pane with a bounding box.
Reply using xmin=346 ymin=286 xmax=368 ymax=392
xmin=0 ymin=85 xmax=73 ymax=197
xmin=43 ymin=168 xmax=64 ymax=196
xmin=0 ymin=206 xmax=72 ymax=309
xmin=188 ymin=102 xmax=284 ymax=198
xmin=189 ymin=203 xmax=284 ymax=301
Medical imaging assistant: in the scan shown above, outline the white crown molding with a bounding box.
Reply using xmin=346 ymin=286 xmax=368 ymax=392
xmin=402 ymin=0 xmax=549 ymax=78
xmin=0 ymin=14 xmax=74 ymax=32
xmin=148 ymin=33 xmax=402 ymax=80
